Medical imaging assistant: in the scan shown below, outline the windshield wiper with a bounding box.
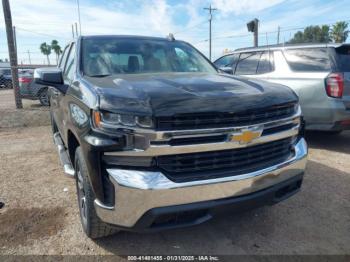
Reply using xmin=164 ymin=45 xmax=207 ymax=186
xmin=88 ymin=74 xmax=111 ymax=78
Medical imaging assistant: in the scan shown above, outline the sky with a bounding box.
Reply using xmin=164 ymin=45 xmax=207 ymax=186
xmin=0 ymin=0 xmax=349 ymax=65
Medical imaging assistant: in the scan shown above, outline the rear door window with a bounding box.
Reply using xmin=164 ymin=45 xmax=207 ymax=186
xmin=257 ymin=51 xmax=273 ymax=74
xmin=235 ymin=52 xmax=261 ymax=75
xmin=284 ymin=48 xmax=331 ymax=72
xmin=335 ymin=45 xmax=350 ymax=71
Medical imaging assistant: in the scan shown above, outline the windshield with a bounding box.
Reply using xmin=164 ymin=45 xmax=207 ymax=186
xmin=81 ymin=37 xmax=216 ymax=76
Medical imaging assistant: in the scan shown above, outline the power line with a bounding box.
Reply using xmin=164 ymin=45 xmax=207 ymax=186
xmin=173 ymin=20 xmax=207 ymax=35
xmin=15 ymin=27 xmax=70 ymax=39
xmin=13 ymin=20 xmax=73 ymax=26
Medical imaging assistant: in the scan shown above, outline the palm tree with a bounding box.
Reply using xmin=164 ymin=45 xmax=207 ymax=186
xmin=40 ymin=42 xmax=51 ymax=65
xmin=331 ymin=21 xmax=349 ymax=43
xmin=51 ymin=40 xmax=62 ymax=65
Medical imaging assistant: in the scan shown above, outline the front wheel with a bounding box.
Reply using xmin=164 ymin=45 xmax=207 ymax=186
xmin=39 ymin=88 xmax=49 ymax=106
xmin=74 ymin=147 xmax=119 ymax=239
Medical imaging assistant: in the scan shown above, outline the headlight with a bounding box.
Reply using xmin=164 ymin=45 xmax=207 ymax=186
xmin=93 ymin=111 xmax=153 ymax=130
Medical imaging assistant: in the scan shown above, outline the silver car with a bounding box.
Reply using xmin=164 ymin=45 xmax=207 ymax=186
xmin=214 ymin=43 xmax=350 ymax=133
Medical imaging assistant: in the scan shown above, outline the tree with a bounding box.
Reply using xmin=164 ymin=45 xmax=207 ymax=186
xmin=288 ymin=31 xmax=304 ymax=44
xmin=331 ymin=21 xmax=349 ymax=43
xmin=40 ymin=42 xmax=51 ymax=65
xmin=51 ymin=40 xmax=62 ymax=65
xmin=288 ymin=25 xmax=330 ymax=44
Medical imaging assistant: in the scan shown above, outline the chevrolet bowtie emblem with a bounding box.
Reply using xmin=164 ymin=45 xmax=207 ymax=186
xmin=230 ymin=129 xmax=262 ymax=144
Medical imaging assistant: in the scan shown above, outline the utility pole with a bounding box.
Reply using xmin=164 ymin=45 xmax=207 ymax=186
xmin=75 ymin=22 xmax=78 ymax=37
xmin=76 ymin=0 xmax=82 ymax=35
xmin=247 ymin=18 xmax=259 ymax=47
xmin=72 ymin=24 xmax=75 ymax=38
xmin=204 ymin=5 xmax=217 ymax=61
xmin=13 ymin=26 xmax=17 ymax=52
xmin=277 ymin=26 xmax=280 ymax=44
xmin=2 ymin=0 xmax=22 ymax=108
xmin=27 ymin=50 xmax=31 ymax=65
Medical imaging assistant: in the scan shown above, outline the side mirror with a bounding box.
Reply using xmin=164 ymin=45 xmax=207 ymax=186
xmin=34 ymin=67 xmax=68 ymax=94
xmin=218 ymin=67 xmax=233 ymax=75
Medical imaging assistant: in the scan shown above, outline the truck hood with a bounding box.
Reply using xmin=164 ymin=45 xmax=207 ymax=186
xmin=85 ymin=73 xmax=298 ymax=116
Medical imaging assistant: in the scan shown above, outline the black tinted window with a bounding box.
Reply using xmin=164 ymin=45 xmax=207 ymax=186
xmin=235 ymin=52 xmax=261 ymax=75
xmin=257 ymin=51 xmax=273 ymax=74
xmin=284 ymin=48 xmax=331 ymax=72
xmin=214 ymin=54 xmax=235 ymax=67
xmin=335 ymin=45 xmax=350 ymax=71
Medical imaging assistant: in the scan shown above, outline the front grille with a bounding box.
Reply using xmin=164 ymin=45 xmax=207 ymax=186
xmin=156 ymin=103 xmax=296 ymax=131
xmin=157 ymin=138 xmax=294 ymax=182
xmin=151 ymin=134 xmax=227 ymax=146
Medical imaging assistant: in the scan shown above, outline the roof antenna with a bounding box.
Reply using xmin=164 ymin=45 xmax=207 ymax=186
xmin=167 ymin=33 xmax=175 ymax=41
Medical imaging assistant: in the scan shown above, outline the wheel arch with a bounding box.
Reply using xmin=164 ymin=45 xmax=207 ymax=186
xmin=67 ymin=129 xmax=80 ymax=165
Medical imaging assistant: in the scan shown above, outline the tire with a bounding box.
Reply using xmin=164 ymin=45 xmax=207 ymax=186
xmin=74 ymin=147 xmax=119 ymax=239
xmin=5 ymin=81 xmax=12 ymax=89
xmin=38 ymin=88 xmax=50 ymax=106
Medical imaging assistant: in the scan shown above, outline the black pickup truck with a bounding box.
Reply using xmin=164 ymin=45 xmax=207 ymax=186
xmin=34 ymin=35 xmax=308 ymax=239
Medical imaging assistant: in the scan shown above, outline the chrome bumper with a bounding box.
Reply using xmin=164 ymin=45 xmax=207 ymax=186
xmin=95 ymin=138 xmax=308 ymax=228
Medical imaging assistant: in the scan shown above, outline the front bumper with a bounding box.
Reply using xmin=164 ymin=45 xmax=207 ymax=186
xmin=94 ymin=138 xmax=308 ymax=229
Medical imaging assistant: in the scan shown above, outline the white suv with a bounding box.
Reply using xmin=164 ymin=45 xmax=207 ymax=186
xmin=214 ymin=43 xmax=350 ymax=133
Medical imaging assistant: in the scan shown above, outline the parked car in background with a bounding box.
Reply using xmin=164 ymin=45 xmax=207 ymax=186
xmin=19 ymin=69 xmax=49 ymax=106
xmin=214 ymin=43 xmax=350 ymax=133
xmin=0 ymin=68 xmax=12 ymax=89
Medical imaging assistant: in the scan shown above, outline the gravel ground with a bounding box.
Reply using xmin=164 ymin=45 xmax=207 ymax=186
xmin=0 ymin=90 xmax=349 ymax=256
xmin=0 ymin=127 xmax=349 ymax=256
xmin=0 ymin=90 xmax=49 ymax=128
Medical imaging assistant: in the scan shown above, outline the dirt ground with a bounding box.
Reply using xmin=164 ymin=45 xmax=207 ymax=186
xmin=0 ymin=90 xmax=350 ymax=256
xmin=0 ymin=89 xmax=49 ymax=128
